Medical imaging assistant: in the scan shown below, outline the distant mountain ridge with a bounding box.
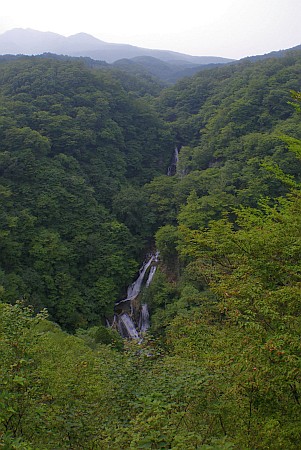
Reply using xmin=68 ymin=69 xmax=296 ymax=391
xmin=240 ymin=44 xmax=301 ymax=62
xmin=113 ymin=56 xmax=225 ymax=84
xmin=0 ymin=28 xmax=234 ymax=65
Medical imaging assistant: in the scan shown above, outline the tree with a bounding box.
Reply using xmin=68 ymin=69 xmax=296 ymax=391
xmin=176 ymin=191 xmax=301 ymax=448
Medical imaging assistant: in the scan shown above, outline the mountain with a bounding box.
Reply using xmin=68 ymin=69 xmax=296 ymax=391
xmin=0 ymin=28 xmax=234 ymax=65
xmin=0 ymin=42 xmax=301 ymax=449
xmin=113 ymin=55 xmax=226 ymax=83
xmin=241 ymin=44 xmax=301 ymax=62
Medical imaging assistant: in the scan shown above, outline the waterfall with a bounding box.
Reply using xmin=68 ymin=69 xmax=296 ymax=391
xmin=118 ymin=313 xmax=140 ymax=339
xmin=146 ymin=265 xmax=157 ymax=287
xmin=167 ymin=147 xmax=179 ymax=176
xmin=113 ymin=252 xmax=159 ymax=339
xmin=145 ymin=251 xmax=159 ymax=287
xmin=139 ymin=304 xmax=150 ymax=333
xmin=126 ymin=256 xmax=154 ymax=300
xmin=115 ymin=254 xmax=154 ymax=306
xmin=174 ymin=147 xmax=179 ymax=164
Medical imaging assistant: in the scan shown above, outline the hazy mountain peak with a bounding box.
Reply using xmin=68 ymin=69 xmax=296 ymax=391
xmin=0 ymin=28 xmax=68 ymax=55
xmin=67 ymin=32 xmax=105 ymax=44
xmin=0 ymin=28 xmax=235 ymax=64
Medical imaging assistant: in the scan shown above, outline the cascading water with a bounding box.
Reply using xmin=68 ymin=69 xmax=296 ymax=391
xmin=139 ymin=304 xmax=150 ymax=333
xmin=126 ymin=256 xmax=154 ymax=301
xmin=146 ymin=251 xmax=159 ymax=287
xmin=115 ymin=255 xmax=155 ymax=307
xmin=118 ymin=313 xmax=140 ymax=340
xmin=112 ymin=146 xmax=180 ymax=339
xmin=113 ymin=253 xmax=158 ymax=339
xmin=167 ymin=147 xmax=179 ymax=176
xmin=146 ymin=266 xmax=157 ymax=287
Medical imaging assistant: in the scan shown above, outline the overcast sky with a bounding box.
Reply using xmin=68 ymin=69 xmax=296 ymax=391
xmin=1 ymin=0 xmax=300 ymax=59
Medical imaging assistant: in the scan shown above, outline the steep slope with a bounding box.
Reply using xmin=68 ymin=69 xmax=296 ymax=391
xmin=1 ymin=46 xmax=301 ymax=450
xmin=141 ymin=48 xmax=301 ymax=267
xmin=149 ymin=47 xmax=301 ymax=317
xmin=0 ymin=56 xmax=173 ymax=330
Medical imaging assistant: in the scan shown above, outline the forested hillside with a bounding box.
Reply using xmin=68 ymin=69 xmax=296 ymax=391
xmin=0 ymin=57 xmax=173 ymax=330
xmin=0 ymin=50 xmax=301 ymax=448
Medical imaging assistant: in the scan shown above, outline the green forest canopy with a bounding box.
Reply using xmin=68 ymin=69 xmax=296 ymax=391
xmin=0 ymin=50 xmax=301 ymax=448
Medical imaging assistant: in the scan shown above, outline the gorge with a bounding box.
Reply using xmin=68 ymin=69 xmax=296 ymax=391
xmin=113 ymin=252 xmax=159 ymax=339
xmin=0 ymin=48 xmax=301 ymax=449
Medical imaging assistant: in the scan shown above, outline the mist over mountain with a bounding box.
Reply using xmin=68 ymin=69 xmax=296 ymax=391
xmin=113 ymin=55 xmax=226 ymax=83
xmin=0 ymin=28 xmax=234 ymax=65
xmin=0 ymin=22 xmax=301 ymax=448
xmin=240 ymin=44 xmax=301 ymax=62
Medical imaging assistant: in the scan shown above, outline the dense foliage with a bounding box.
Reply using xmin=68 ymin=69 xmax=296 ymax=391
xmin=0 ymin=57 xmax=173 ymax=330
xmin=0 ymin=50 xmax=301 ymax=448
xmin=150 ymin=50 xmax=301 ymax=228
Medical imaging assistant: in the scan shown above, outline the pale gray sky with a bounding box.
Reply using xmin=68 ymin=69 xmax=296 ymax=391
xmin=1 ymin=0 xmax=300 ymax=59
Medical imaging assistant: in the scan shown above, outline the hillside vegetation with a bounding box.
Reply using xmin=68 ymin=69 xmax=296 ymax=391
xmin=0 ymin=50 xmax=301 ymax=448
xmin=0 ymin=57 xmax=173 ymax=330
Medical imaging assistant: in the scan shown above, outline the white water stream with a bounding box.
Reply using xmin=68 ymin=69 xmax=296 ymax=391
xmin=167 ymin=147 xmax=179 ymax=176
xmin=113 ymin=253 xmax=158 ymax=339
xmin=111 ymin=146 xmax=178 ymax=338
